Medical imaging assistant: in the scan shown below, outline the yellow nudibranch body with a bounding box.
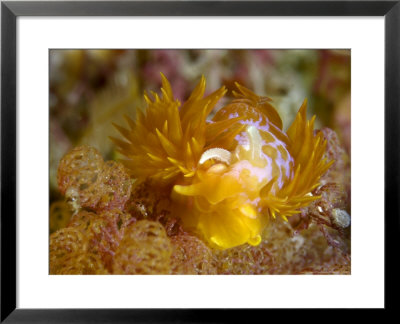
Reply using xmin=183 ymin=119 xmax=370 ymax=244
xmin=112 ymin=73 xmax=333 ymax=249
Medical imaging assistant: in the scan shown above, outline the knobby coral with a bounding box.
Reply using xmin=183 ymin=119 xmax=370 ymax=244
xmin=112 ymin=74 xmax=333 ymax=249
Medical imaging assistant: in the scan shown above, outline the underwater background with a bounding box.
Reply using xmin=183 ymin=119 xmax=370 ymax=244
xmin=49 ymin=49 xmax=351 ymax=274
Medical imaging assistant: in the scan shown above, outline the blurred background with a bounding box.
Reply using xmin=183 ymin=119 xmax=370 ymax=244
xmin=49 ymin=49 xmax=351 ymax=204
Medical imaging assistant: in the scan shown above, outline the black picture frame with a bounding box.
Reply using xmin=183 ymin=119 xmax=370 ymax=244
xmin=1 ymin=0 xmax=399 ymax=322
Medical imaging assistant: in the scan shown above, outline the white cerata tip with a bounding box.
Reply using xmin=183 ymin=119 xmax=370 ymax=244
xmin=199 ymin=147 xmax=232 ymax=165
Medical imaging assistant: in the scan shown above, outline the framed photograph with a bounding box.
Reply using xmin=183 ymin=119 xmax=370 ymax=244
xmin=1 ymin=0 xmax=398 ymax=321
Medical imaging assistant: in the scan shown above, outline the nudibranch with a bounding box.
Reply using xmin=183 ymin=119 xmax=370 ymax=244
xmin=112 ymin=73 xmax=333 ymax=249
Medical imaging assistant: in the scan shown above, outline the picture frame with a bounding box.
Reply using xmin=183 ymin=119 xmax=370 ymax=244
xmin=1 ymin=0 xmax=398 ymax=321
